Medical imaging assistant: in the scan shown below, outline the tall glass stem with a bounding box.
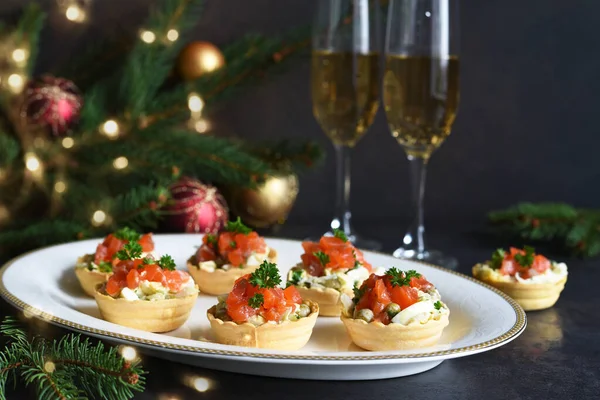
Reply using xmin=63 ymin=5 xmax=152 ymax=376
xmin=331 ymin=144 xmax=352 ymax=235
xmin=402 ymin=155 xmax=429 ymax=256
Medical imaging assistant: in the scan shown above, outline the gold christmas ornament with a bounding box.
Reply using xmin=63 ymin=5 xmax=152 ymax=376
xmin=177 ymin=41 xmax=225 ymax=81
xmin=228 ymin=174 xmax=299 ymax=229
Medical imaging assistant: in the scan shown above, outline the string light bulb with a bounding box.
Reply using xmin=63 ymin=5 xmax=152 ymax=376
xmin=183 ymin=375 xmax=213 ymax=393
xmin=25 ymin=153 xmax=41 ymax=172
xmin=91 ymin=210 xmax=107 ymax=226
xmin=113 ymin=156 xmax=129 ymax=170
xmin=61 ymin=137 xmax=75 ymax=149
xmin=194 ymin=119 xmax=209 ymax=133
xmin=140 ymin=30 xmax=156 ymax=44
xmin=54 ymin=181 xmax=67 ymax=193
xmin=187 ymin=93 xmax=204 ymax=113
xmin=193 ymin=377 xmax=210 ymax=392
xmin=7 ymin=73 xmax=24 ymax=93
xmin=120 ymin=346 xmax=137 ymax=361
xmin=43 ymin=361 xmax=56 ymax=373
xmin=12 ymin=48 xmax=27 ymax=63
xmin=101 ymin=119 xmax=120 ymax=138
xmin=65 ymin=4 xmax=86 ymax=22
xmin=166 ymin=29 xmax=179 ymax=42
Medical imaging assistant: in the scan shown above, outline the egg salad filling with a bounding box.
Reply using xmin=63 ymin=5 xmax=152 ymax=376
xmin=473 ymin=261 xmax=568 ymax=284
xmin=472 ymin=247 xmax=568 ymax=285
xmin=76 ymin=252 xmax=157 ymax=273
xmin=196 ymin=248 xmax=271 ymax=272
xmin=287 ymin=263 xmax=386 ymax=293
xmin=118 ymin=277 xmax=197 ymax=301
xmin=341 ymin=287 xmax=449 ymax=326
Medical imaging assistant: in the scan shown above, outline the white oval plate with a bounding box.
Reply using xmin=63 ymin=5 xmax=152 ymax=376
xmin=0 ymin=235 xmax=526 ymax=380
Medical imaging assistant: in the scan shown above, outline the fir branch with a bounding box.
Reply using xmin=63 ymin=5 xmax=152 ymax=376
xmin=0 ymin=220 xmax=88 ymax=252
xmin=119 ymin=0 xmax=204 ymax=120
xmin=108 ymin=184 xmax=164 ymax=231
xmin=0 ymin=317 xmax=145 ymax=400
xmin=0 ymin=132 xmax=20 ymax=168
xmin=243 ymin=139 xmax=325 ymax=174
xmin=14 ymin=3 xmax=46 ymax=75
xmin=488 ymin=202 xmax=600 ymax=258
xmin=146 ymin=28 xmax=310 ymax=126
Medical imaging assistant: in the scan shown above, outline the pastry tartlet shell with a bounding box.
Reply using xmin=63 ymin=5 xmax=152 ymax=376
xmin=293 ymin=285 xmax=351 ymax=317
xmin=340 ymin=311 xmax=450 ymax=351
xmin=207 ymin=300 xmax=319 ymax=350
xmin=94 ymin=284 xmax=198 ymax=333
xmin=473 ymin=271 xmax=567 ymax=311
xmin=74 ymin=257 xmax=112 ymax=297
xmin=187 ymin=248 xmax=277 ymax=296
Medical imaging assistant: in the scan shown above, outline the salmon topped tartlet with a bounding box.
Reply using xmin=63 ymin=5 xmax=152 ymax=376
xmin=187 ymin=217 xmax=276 ymax=295
xmin=207 ymin=260 xmax=319 ymax=350
xmin=75 ymin=227 xmax=155 ymax=297
xmin=285 ymin=230 xmax=384 ymax=316
xmin=472 ymin=246 xmax=568 ymax=311
xmin=94 ymin=241 xmax=198 ymax=333
xmin=340 ymin=268 xmax=449 ymax=351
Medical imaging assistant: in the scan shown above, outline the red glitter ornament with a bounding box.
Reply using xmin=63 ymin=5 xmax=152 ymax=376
xmin=21 ymin=75 xmax=83 ymax=136
xmin=162 ymin=177 xmax=229 ymax=234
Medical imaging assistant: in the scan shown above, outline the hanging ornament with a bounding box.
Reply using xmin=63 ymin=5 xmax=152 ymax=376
xmin=21 ymin=75 xmax=82 ymax=137
xmin=162 ymin=177 xmax=229 ymax=234
xmin=227 ymin=173 xmax=299 ymax=229
xmin=177 ymin=41 xmax=225 ymax=81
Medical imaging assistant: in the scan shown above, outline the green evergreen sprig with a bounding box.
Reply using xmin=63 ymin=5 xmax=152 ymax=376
xmin=0 ymin=0 xmax=321 ymax=258
xmin=488 ymin=202 xmax=600 ymax=258
xmin=0 ymin=317 xmax=145 ymax=400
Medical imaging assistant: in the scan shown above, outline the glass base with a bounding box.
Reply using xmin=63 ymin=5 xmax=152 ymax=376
xmin=392 ymin=247 xmax=458 ymax=270
xmin=306 ymin=231 xmax=382 ymax=251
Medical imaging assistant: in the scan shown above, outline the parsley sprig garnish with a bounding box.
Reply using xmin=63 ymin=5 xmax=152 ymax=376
xmin=249 ymin=260 xmax=281 ymax=289
xmin=387 ymin=268 xmax=422 ymax=287
xmin=286 ymin=269 xmax=303 ymax=288
xmin=313 ymin=251 xmax=330 ymax=266
xmin=352 ymin=282 xmax=366 ymax=304
xmin=226 ymin=217 xmax=252 ymax=235
xmin=489 ymin=248 xmax=506 ymax=270
xmin=434 ymin=301 xmax=443 ymax=310
xmin=115 ymin=242 xmax=143 ymax=261
xmin=333 ymin=228 xmax=348 ymax=242
xmin=142 ymin=257 xmax=154 ymax=265
xmin=248 ymin=293 xmax=264 ymax=308
xmin=157 ymin=255 xmax=177 ymax=271
xmin=352 ymin=250 xmax=361 ymax=269
xmin=114 ymin=227 xmax=141 ymax=242
xmin=514 ymin=246 xmax=535 ymax=268
xmin=205 ymin=234 xmax=217 ymax=247
xmin=96 ymin=261 xmax=113 ymax=273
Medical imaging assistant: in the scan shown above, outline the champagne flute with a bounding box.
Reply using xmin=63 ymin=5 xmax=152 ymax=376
xmin=311 ymin=0 xmax=382 ymax=250
xmin=383 ymin=0 xmax=460 ymax=268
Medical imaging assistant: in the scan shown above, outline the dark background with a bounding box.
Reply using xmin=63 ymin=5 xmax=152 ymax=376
xmin=1 ymin=2 xmax=599 ymax=399
xmin=2 ymin=0 xmax=598 ymax=237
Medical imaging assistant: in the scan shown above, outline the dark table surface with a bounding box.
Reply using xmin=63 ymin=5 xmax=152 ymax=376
xmin=1 ymin=221 xmax=598 ymax=400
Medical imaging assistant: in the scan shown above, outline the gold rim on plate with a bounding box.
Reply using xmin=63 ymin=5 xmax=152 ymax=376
xmin=0 ymin=238 xmax=527 ymax=361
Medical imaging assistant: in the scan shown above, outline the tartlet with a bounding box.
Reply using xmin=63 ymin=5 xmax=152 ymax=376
xmin=472 ymin=247 xmax=568 ymax=311
xmin=285 ymin=230 xmax=383 ymax=316
xmin=340 ymin=269 xmax=450 ymax=351
xmin=94 ymin=243 xmax=198 ymax=333
xmin=74 ymin=227 xmax=155 ymax=297
xmin=207 ymin=260 xmax=319 ymax=350
xmin=187 ymin=217 xmax=276 ymax=295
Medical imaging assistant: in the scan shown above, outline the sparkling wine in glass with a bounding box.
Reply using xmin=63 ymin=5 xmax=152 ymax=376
xmin=311 ymin=0 xmax=382 ymax=250
xmin=383 ymin=0 xmax=460 ymax=268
